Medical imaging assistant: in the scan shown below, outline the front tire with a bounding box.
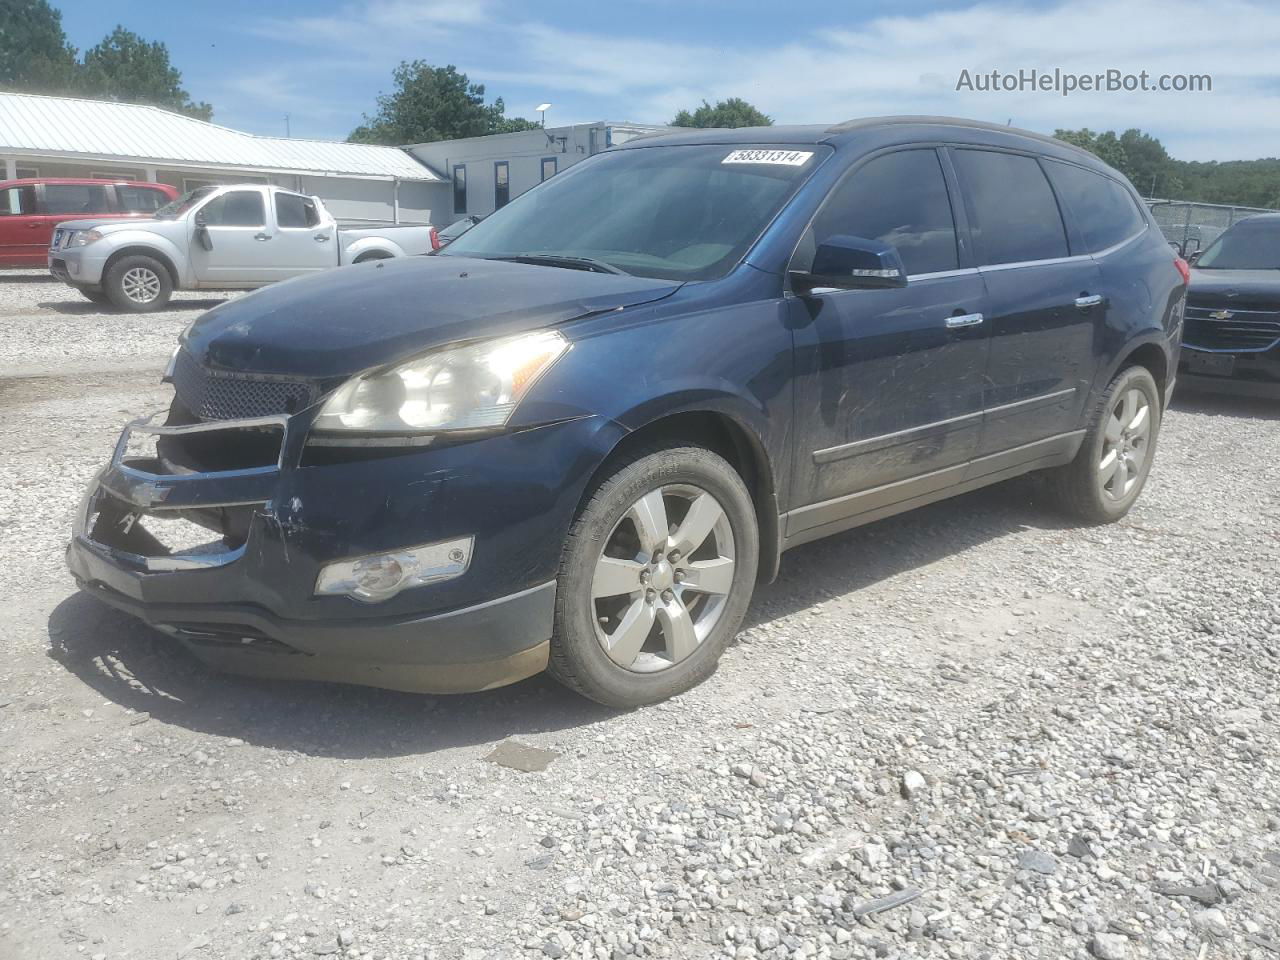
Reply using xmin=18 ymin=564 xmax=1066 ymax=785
xmin=103 ymin=255 xmax=172 ymax=312
xmin=549 ymin=445 xmax=759 ymax=708
xmin=1046 ymin=365 xmax=1161 ymax=523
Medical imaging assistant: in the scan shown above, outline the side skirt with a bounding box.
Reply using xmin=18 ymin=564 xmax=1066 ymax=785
xmin=780 ymin=431 xmax=1085 ymax=551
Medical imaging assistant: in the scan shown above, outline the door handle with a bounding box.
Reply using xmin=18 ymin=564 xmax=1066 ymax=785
xmin=1075 ymin=294 xmax=1103 ymax=309
xmin=945 ymin=312 xmax=984 ymax=329
xmin=314 ymin=234 xmax=330 ymax=242
xmin=254 ymin=233 xmax=272 ymax=241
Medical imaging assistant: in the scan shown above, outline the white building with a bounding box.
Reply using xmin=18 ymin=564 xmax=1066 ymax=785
xmin=0 ymin=92 xmax=443 ymax=223
xmin=408 ymin=122 xmax=669 ymax=222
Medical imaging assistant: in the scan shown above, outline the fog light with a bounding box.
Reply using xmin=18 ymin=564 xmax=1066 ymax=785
xmin=315 ymin=536 xmax=473 ymax=603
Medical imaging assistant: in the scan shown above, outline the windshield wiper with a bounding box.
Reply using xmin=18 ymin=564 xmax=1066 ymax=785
xmin=488 ymin=253 xmax=630 ymax=276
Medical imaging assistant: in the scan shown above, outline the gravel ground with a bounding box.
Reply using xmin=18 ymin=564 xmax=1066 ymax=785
xmin=1 ymin=274 xmax=1278 ymax=960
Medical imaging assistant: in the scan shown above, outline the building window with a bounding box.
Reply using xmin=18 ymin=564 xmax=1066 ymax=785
xmin=541 ymin=157 xmax=557 ymax=182
xmin=15 ymin=166 xmax=38 ymax=179
xmin=183 ymin=178 xmax=219 ymax=193
xmin=494 ymin=161 xmax=510 ymax=209
xmin=91 ymin=170 xmax=138 ymax=181
xmin=453 ymin=164 xmax=467 ymax=214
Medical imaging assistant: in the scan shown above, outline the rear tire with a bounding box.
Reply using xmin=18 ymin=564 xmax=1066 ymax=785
xmin=549 ymin=445 xmax=759 ymax=708
xmin=1045 ymin=365 xmax=1161 ymax=523
xmin=103 ymin=255 xmax=172 ymax=312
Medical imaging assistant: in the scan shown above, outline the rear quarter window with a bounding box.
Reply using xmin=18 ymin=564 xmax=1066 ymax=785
xmin=952 ymin=149 xmax=1069 ymax=265
xmin=116 ymin=185 xmax=168 ymax=213
xmin=1044 ymin=161 xmax=1146 ymax=254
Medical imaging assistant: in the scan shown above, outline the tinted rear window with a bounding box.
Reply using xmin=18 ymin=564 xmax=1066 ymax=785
xmin=0 ymin=185 xmax=35 ymax=215
xmin=116 ymin=185 xmax=168 ymax=213
xmin=42 ymin=184 xmax=111 ymax=215
xmin=953 ymin=150 xmax=1068 ymax=265
xmin=1044 ymin=161 xmax=1145 ymax=254
xmin=274 ymin=192 xmax=320 ymax=228
xmin=808 ymin=149 xmax=959 ymax=276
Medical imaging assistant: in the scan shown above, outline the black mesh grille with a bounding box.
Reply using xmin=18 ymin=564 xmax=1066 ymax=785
xmin=1183 ymin=305 xmax=1280 ymax=352
xmin=173 ymin=349 xmax=318 ymax=421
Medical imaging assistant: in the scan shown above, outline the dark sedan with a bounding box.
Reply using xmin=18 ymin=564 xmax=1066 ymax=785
xmin=1181 ymin=214 xmax=1280 ymax=396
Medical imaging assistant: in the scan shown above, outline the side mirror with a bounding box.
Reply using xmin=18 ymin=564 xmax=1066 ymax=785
xmin=193 ymin=211 xmax=213 ymax=251
xmin=790 ymin=235 xmax=908 ymax=294
xmin=1186 ymin=249 xmax=1201 ymax=265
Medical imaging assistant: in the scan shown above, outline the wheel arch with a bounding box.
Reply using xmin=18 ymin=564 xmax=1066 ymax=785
xmin=102 ymin=245 xmax=180 ymax=287
xmin=581 ymin=405 xmax=783 ymax=583
xmin=1103 ymin=336 xmax=1171 ymax=408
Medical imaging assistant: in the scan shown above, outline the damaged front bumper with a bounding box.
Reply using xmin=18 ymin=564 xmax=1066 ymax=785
xmin=64 ymin=410 xmax=579 ymax=693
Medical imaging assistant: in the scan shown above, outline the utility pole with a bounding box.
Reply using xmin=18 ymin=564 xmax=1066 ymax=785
xmin=285 ymin=114 xmax=291 ymax=137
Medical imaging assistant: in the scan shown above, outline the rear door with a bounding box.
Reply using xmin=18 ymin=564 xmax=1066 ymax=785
xmin=786 ymin=147 xmax=991 ymax=537
xmin=268 ymin=191 xmax=336 ymax=277
xmin=36 ymin=182 xmax=113 ymax=257
xmin=0 ymin=184 xmax=40 ymax=265
xmin=189 ymin=188 xmax=275 ymax=285
xmin=949 ymin=148 xmax=1103 ymax=456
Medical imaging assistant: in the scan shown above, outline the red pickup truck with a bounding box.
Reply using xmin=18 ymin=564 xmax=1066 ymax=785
xmin=0 ymin=178 xmax=178 ymax=268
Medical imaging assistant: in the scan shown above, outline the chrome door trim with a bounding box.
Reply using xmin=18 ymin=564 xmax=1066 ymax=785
xmin=811 ymin=386 xmax=1077 ymax=465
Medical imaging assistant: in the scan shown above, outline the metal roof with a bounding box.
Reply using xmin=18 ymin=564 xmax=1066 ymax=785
xmin=0 ymin=92 xmax=440 ymax=182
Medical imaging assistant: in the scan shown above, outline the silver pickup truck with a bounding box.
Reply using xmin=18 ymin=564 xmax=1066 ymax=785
xmin=48 ymin=184 xmax=435 ymax=311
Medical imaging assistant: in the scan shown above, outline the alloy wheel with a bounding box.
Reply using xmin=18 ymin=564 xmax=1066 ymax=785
xmin=121 ymin=267 xmax=161 ymax=304
xmin=1098 ymin=387 xmax=1152 ymax=501
xmin=590 ymin=483 xmax=736 ymax=673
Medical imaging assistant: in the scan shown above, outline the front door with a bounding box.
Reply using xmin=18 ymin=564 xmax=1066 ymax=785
xmin=0 ymin=184 xmax=40 ymax=264
xmin=190 ymin=188 xmax=275 ymax=285
xmin=949 ymin=148 xmax=1101 ymax=455
xmin=787 ymin=148 xmax=991 ymax=539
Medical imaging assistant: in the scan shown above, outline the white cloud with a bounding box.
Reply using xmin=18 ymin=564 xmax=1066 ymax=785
xmin=241 ymin=0 xmax=1280 ymax=160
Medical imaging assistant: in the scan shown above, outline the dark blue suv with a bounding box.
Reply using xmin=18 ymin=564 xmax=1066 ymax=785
xmin=68 ymin=117 xmax=1187 ymax=708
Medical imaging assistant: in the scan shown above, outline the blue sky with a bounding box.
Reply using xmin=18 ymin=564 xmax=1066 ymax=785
xmin=59 ymin=0 xmax=1280 ymax=161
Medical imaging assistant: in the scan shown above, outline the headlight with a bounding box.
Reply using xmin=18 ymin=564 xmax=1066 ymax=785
xmin=66 ymin=229 xmax=103 ymax=248
xmin=312 ymin=330 xmax=568 ymax=434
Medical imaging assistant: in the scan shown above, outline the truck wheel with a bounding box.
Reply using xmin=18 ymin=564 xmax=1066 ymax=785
xmin=103 ymin=255 xmax=172 ymax=312
xmin=1045 ymin=365 xmax=1161 ymax=523
xmin=549 ymin=445 xmax=759 ymax=708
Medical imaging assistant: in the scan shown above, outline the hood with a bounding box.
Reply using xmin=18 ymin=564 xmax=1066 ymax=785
xmin=1188 ymin=267 xmax=1280 ymax=303
xmin=183 ymin=254 xmax=682 ymax=378
xmin=54 ymin=217 xmax=163 ymax=232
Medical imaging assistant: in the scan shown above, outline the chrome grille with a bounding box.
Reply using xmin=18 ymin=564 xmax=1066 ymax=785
xmin=1183 ymin=304 xmax=1280 ymax=352
xmin=173 ymin=349 xmax=317 ymax=421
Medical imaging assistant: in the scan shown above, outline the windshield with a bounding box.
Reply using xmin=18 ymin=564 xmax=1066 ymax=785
xmin=441 ymin=144 xmax=827 ymax=281
xmin=154 ymin=186 xmax=217 ymax=220
xmin=1196 ymin=218 xmax=1280 ymax=269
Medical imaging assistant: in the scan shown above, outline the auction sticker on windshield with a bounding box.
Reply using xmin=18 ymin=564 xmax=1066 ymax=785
xmin=722 ymin=149 xmax=814 ymax=166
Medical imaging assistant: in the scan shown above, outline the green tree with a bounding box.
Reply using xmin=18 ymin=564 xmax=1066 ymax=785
xmin=80 ymin=26 xmax=212 ymax=120
xmin=348 ymin=62 xmax=536 ymax=144
xmin=0 ymin=0 xmax=78 ymax=93
xmin=671 ymin=98 xmax=772 ymax=129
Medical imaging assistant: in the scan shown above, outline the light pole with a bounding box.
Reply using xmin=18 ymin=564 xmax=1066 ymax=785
xmin=536 ymin=103 xmax=551 ymax=128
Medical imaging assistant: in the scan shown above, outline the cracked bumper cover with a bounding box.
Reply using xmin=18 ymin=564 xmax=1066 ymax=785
xmin=65 ymin=409 xmax=620 ymax=692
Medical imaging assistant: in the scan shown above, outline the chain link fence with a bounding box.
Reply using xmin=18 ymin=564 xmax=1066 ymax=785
xmin=1145 ymin=198 xmax=1276 ymax=254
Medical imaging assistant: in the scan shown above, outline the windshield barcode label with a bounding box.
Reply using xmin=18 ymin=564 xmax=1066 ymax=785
xmin=722 ymin=150 xmax=814 ymax=166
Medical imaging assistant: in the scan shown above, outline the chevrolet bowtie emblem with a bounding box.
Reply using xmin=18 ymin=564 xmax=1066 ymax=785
xmin=1209 ymin=309 xmax=1234 ymax=320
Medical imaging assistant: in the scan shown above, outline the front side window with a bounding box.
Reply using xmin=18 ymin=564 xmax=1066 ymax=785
xmin=42 ymin=184 xmax=111 ymax=215
xmin=442 ymin=144 xmax=827 ymax=281
xmin=541 ymin=157 xmax=557 ymax=182
xmin=1044 ymin=161 xmax=1145 ymax=254
xmin=274 ymin=192 xmax=320 ymax=228
xmin=1196 ymin=218 xmax=1280 ymax=269
xmin=0 ymin=185 xmax=35 ymax=216
xmin=952 ymin=149 xmax=1068 ymax=265
xmin=116 ymin=185 xmax=167 ymax=213
xmin=805 ymin=149 xmax=959 ymax=276
xmin=453 ymin=165 xmax=467 ymax=214
xmin=199 ymin=190 xmax=266 ymax=227
xmin=494 ymin=161 xmax=510 ymax=209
